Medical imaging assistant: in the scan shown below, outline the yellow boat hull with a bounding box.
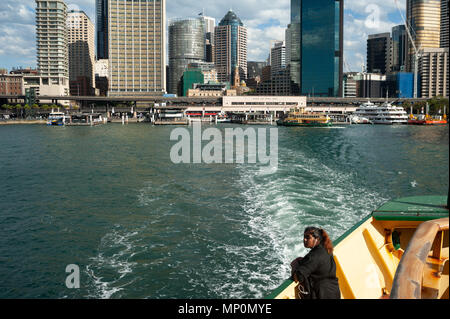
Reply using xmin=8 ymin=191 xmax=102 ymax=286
xmin=271 ymin=196 xmax=449 ymax=299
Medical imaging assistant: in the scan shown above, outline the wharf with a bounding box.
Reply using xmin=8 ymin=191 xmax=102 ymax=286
xmin=65 ymin=122 xmax=103 ymax=126
xmin=109 ymin=118 xmax=145 ymax=123
xmin=239 ymin=121 xmax=275 ymax=125
xmin=154 ymin=120 xmax=189 ymax=125
xmin=66 ymin=113 xmax=105 ymax=126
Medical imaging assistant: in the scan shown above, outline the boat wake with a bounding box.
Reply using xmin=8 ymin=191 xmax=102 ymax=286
xmin=85 ymin=225 xmax=142 ymax=299
xmin=227 ymin=146 xmax=389 ymax=298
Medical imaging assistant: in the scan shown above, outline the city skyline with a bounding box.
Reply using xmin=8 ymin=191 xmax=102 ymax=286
xmin=1 ymin=0 xmax=407 ymax=73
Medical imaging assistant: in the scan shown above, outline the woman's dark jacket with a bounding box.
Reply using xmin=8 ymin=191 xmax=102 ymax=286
xmin=290 ymin=245 xmax=340 ymax=299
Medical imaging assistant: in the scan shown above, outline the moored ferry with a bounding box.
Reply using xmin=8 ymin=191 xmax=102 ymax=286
xmin=47 ymin=111 xmax=66 ymax=126
xmin=353 ymin=101 xmax=408 ymax=125
xmin=277 ymin=107 xmax=332 ymax=127
xmin=268 ymin=195 xmax=449 ymax=299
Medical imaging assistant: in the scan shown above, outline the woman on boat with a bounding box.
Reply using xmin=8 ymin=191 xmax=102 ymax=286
xmin=290 ymin=227 xmax=341 ymax=299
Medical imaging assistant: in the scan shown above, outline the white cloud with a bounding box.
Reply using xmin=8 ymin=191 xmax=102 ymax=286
xmin=344 ymin=0 xmax=406 ymax=15
xmin=0 ymin=24 xmax=36 ymax=56
xmin=343 ymin=1 xmax=404 ymax=72
xmin=0 ymin=1 xmax=36 ymax=67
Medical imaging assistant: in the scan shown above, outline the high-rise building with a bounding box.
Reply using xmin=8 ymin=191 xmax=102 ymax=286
xmin=343 ymin=73 xmax=357 ymax=98
xmin=201 ymin=15 xmax=215 ymax=34
xmin=96 ymin=0 xmax=108 ymax=60
xmin=168 ymin=18 xmax=206 ymax=95
xmin=108 ymin=0 xmax=166 ymax=96
xmin=200 ymin=15 xmax=216 ymax=63
xmin=354 ymin=73 xmax=387 ymax=98
xmin=406 ymin=0 xmax=441 ymax=72
xmin=35 ymin=0 xmax=69 ymax=96
xmin=68 ymin=10 xmax=95 ymax=96
xmin=285 ymin=0 xmax=301 ymax=93
xmin=419 ymin=48 xmax=448 ymax=98
xmin=391 ymin=25 xmax=408 ymax=72
xmin=441 ymin=0 xmax=449 ymax=48
xmin=289 ymin=0 xmax=343 ymax=97
xmin=270 ymin=41 xmax=286 ymax=76
xmin=214 ymin=10 xmax=248 ymax=83
xmin=367 ymin=33 xmax=392 ymax=74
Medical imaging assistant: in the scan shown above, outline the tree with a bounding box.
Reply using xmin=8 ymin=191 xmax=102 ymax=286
xmin=428 ymin=96 xmax=449 ymax=115
xmin=412 ymin=101 xmax=427 ymax=114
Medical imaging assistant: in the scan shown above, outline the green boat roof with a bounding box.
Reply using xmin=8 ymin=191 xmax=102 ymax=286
xmin=372 ymin=195 xmax=449 ymax=221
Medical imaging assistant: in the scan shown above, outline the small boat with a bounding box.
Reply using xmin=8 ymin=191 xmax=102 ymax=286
xmin=216 ymin=117 xmax=231 ymax=123
xmin=277 ymin=107 xmax=332 ymax=127
xmin=350 ymin=115 xmax=371 ymax=124
xmin=408 ymin=114 xmax=448 ymax=125
xmin=47 ymin=111 xmax=66 ymax=126
xmin=216 ymin=112 xmax=231 ymax=123
xmin=268 ymin=195 xmax=449 ymax=299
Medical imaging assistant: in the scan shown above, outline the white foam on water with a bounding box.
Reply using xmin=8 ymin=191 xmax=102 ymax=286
xmin=212 ymin=145 xmax=388 ymax=298
xmin=85 ymin=226 xmax=141 ymax=299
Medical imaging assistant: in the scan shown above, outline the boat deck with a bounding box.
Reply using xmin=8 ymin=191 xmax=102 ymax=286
xmin=267 ymin=196 xmax=449 ymax=299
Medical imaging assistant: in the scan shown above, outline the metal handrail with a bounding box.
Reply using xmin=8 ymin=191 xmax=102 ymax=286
xmin=390 ymin=217 xmax=449 ymax=299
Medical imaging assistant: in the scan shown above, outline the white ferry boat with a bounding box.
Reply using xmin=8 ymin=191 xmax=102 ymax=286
xmin=352 ymin=101 xmax=408 ymax=125
xmin=47 ymin=111 xmax=67 ymax=126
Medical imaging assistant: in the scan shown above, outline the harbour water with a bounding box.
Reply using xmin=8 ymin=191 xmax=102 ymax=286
xmin=0 ymin=124 xmax=448 ymax=299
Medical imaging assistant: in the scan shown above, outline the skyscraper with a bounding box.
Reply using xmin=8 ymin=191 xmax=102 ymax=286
xmin=406 ymin=0 xmax=441 ymax=71
xmin=441 ymin=0 xmax=449 ymax=48
xmin=391 ymin=25 xmax=408 ymax=72
xmin=285 ymin=0 xmax=301 ymax=93
xmin=68 ymin=10 xmax=95 ymax=96
xmin=96 ymin=0 xmax=108 ymax=60
xmin=270 ymin=41 xmax=286 ymax=76
xmin=214 ymin=10 xmax=248 ymax=83
xmin=108 ymin=0 xmax=166 ymax=96
xmin=419 ymin=48 xmax=448 ymax=98
xmin=367 ymin=33 xmax=391 ymax=74
xmin=200 ymin=15 xmax=216 ymax=63
xmin=168 ymin=18 xmax=206 ymax=95
xmin=289 ymin=0 xmax=343 ymax=97
xmin=35 ymin=0 xmax=69 ymax=96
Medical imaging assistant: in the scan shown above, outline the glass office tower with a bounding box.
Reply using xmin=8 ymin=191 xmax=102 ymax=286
xmin=286 ymin=0 xmax=301 ymax=91
xmin=289 ymin=0 xmax=343 ymax=97
xmin=96 ymin=0 xmax=108 ymax=60
xmin=441 ymin=0 xmax=449 ymax=48
xmin=391 ymin=25 xmax=407 ymax=72
xmin=168 ymin=18 xmax=206 ymax=95
xmin=406 ymin=0 xmax=441 ymax=72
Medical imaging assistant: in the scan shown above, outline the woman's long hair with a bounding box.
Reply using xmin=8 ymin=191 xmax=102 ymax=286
xmin=304 ymin=227 xmax=334 ymax=254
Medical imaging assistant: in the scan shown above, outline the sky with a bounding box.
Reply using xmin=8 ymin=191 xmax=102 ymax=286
xmin=0 ymin=0 xmax=407 ymax=73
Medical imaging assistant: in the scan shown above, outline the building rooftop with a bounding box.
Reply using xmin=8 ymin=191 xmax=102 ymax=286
xmin=219 ymin=10 xmax=243 ymax=26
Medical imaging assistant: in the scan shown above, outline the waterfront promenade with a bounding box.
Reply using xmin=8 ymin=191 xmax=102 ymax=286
xmin=0 ymin=119 xmax=46 ymax=125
